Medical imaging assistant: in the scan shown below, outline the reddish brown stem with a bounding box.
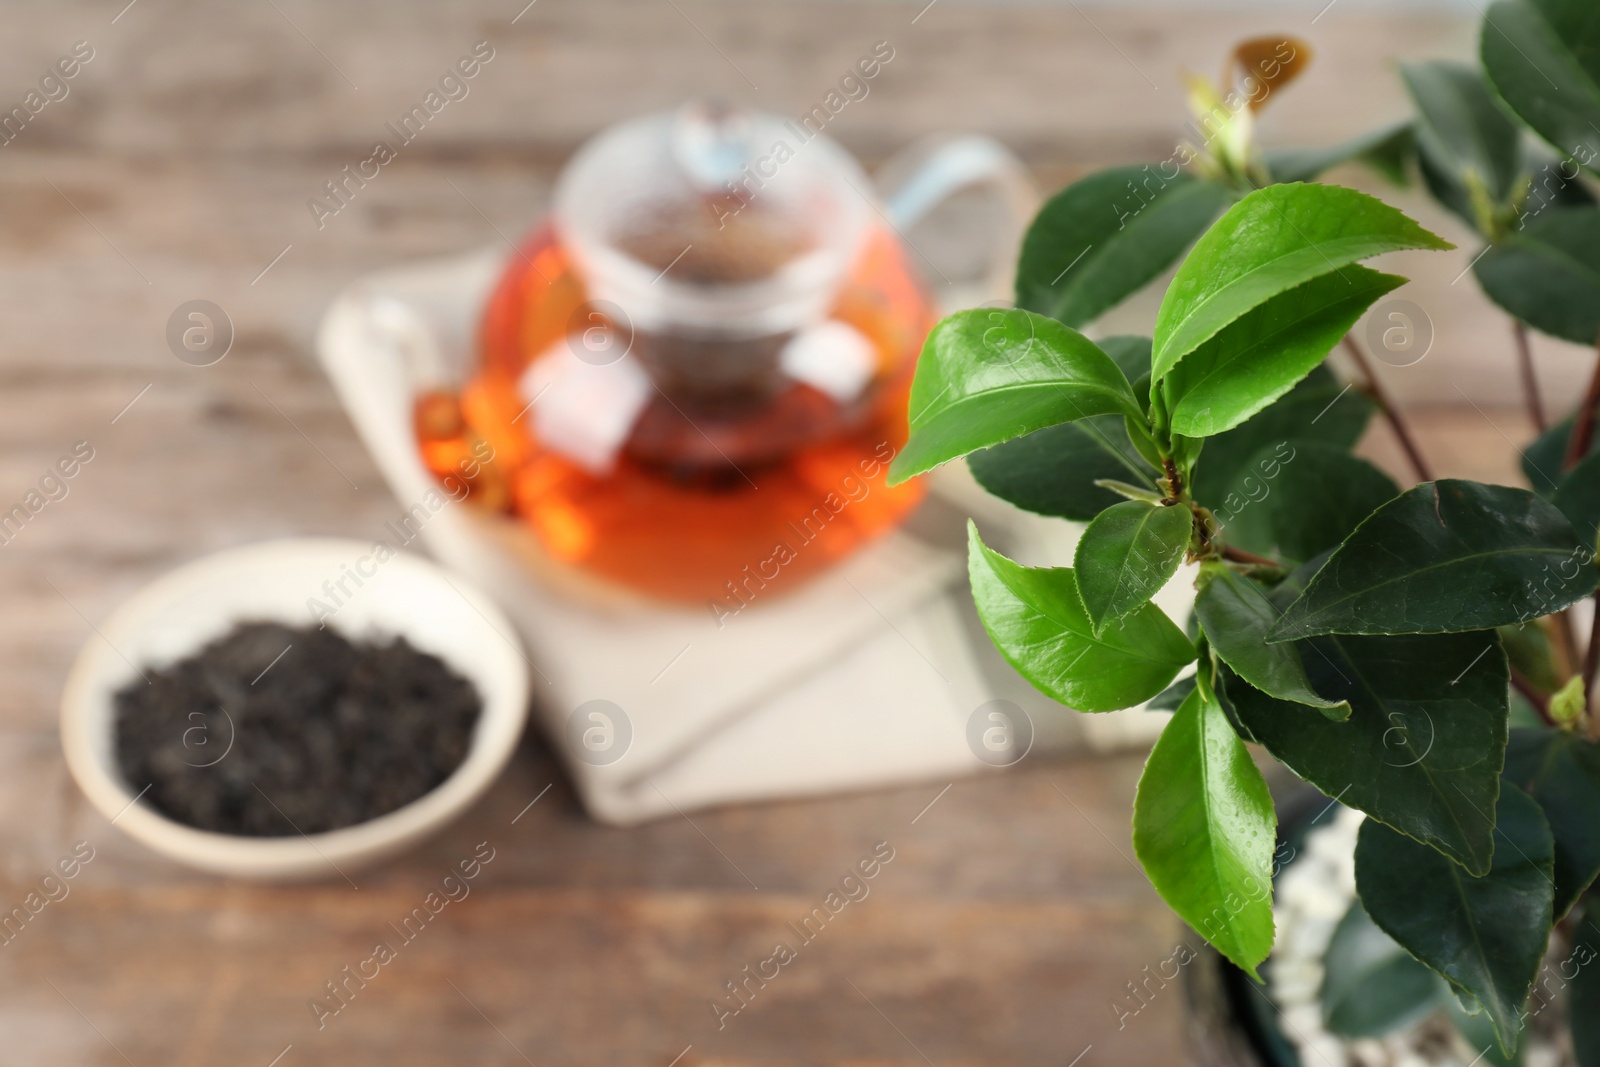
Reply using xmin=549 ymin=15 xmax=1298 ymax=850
xmin=1563 ymin=334 xmax=1600 ymax=470
xmin=1580 ymin=588 xmax=1593 ymax=739
xmin=1162 ymin=457 xmax=1184 ymax=501
xmin=1222 ymin=544 xmax=1280 ymax=568
xmin=1341 ymin=336 xmax=1434 ymax=483
xmin=1512 ymin=321 xmax=1547 ymax=434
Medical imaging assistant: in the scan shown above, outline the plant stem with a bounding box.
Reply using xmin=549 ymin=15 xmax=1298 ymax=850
xmin=1512 ymin=321 xmax=1547 ymax=434
xmin=1563 ymin=333 xmax=1600 ymax=470
xmin=1161 ymin=457 xmax=1184 ymax=501
xmin=1341 ymin=336 xmax=1434 ymax=483
xmin=1222 ymin=544 xmax=1280 ymax=568
xmin=1580 ymin=591 xmax=1593 ymax=742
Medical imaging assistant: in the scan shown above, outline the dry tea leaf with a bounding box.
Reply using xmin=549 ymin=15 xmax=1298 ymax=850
xmin=1230 ymin=35 xmax=1313 ymax=112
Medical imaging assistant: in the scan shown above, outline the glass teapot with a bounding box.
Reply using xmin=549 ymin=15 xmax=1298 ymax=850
xmin=415 ymin=101 xmax=1033 ymax=605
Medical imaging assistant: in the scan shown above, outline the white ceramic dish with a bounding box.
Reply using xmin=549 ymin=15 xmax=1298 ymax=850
xmin=60 ymin=538 xmax=531 ymax=881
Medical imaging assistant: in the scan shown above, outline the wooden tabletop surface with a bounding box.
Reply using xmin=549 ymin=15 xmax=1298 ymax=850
xmin=0 ymin=2 xmax=1529 ymax=1064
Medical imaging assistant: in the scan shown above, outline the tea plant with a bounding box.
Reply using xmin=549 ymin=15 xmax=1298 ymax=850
xmin=890 ymin=12 xmax=1600 ymax=1062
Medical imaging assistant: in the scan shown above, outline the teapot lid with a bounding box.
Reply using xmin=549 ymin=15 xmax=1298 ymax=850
xmin=552 ymin=101 xmax=873 ymax=338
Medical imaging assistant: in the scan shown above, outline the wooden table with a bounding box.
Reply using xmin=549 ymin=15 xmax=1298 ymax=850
xmin=0 ymin=2 xmax=1521 ymax=1064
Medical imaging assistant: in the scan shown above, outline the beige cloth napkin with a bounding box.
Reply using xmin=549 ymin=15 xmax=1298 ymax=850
xmin=316 ymin=249 xmax=1176 ymax=825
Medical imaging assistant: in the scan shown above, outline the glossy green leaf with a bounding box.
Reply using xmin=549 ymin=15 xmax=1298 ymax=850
xmin=1215 ymin=442 xmax=1400 ymax=567
xmin=1356 ymin=785 xmax=1554 ymax=1053
xmin=1320 ymin=900 xmax=1447 ymax=1039
xmin=889 ymin=309 xmax=1142 ymax=484
xmin=1160 ymin=266 xmax=1407 ymax=438
xmin=1190 ymin=365 xmax=1376 ymax=509
xmin=967 ymin=416 xmax=1155 ymax=521
xmin=1195 ymin=564 xmax=1349 ymax=719
xmin=1401 ymin=61 xmax=1524 ymax=232
xmin=967 ymin=523 xmax=1195 ymax=711
xmin=1475 ymin=207 xmax=1600 ymax=345
xmin=1074 ymin=501 xmax=1193 ymax=634
xmin=1271 ymin=480 xmax=1595 ymax=641
xmin=1229 ymin=629 xmax=1510 ymax=874
xmin=1015 ymin=168 xmax=1234 ymax=328
xmin=1266 ymin=122 xmax=1416 ymax=186
xmin=967 ymin=336 xmax=1162 ymax=520
xmin=1132 ymin=682 xmax=1276 ymax=978
xmin=1503 ymin=727 xmax=1600 ymax=918
xmin=1482 ymin=0 xmax=1600 ymax=174
xmin=1150 ymin=183 xmax=1452 ymax=387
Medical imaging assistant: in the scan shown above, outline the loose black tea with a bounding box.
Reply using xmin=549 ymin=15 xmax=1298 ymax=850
xmin=114 ymin=622 xmax=481 ymax=836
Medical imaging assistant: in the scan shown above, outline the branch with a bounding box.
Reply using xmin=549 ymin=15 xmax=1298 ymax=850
xmin=1512 ymin=320 xmax=1547 ymax=434
xmin=1222 ymin=544 xmax=1281 ymax=568
xmin=1341 ymin=335 xmax=1434 ymax=483
xmin=1563 ymin=332 xmax=1600 ymax=471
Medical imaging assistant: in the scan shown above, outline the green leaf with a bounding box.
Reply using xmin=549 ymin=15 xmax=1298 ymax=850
xmin=1097 ymin=334 xmax=1156 ymax=388
xmin=1523 ymin=144 xmax=1600 ymax=213
xmin=1503 ymin=727 xmax=1600 ymax=917
xmin=1475 ymin=207 xmax=1600 ymax=345
xmin=1401 ymin=61 xmax=1525 ymax=232
xmin=1266 ymin=122 xmax=1416 ymax=186
xmin=1195 ymin=563 xmax=1349 ymax=719
xmin=1074 ymin=501 xmax=1193 ymax=634
xmin=1447 ymin=989 xmax=1525 ymax=1066
xmin=889 ymin=309 xmax=1142 ymax=484
xmin=1215 ymin=441 xmax=1400 ymax=567
xmin=1271 ymin=480 xmax=1595 ymax=641
xmin=1572 ymin=941 xmax=1600 ymax=1067
xmin=1015 ymin=168 xmax=1234 ymax=328
xmin=1190 ymin=365 xmax=1376 ymax=509
xmin=1160 ymin=266 xmax=1407 ymax=438
xmin=1148 ymin=674 xmax=1196 ymax=713
xmin=966 ymin=416 xmax=1156 ymax=521
xmin=1355 ymin=785 xmax=1554 ymax=1053
xmin=1320 ymin=900 xmax=1447 ymax=1039
xmin=967 ymin=523 xmax=1195 ymax=711
xmin=1521 ymin=414 xmax=1592 ymax=496
xmin=1150 ymin=183 xmax=1453 ymax=387
xmin=1482 ymin=0 xmax=1600 ymax=175
xmin=1553 ymin=448 xmax=1600 ymax=548
xmin=1498 ymin=622 xmax=1563 ymax=693
xmin=1229 ymin=628 xmax=1510 ymax=874
xmin=1132 ymin=682 xmax=1276 ymax=978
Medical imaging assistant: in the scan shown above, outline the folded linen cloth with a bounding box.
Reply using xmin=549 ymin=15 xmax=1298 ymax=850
xmin=316 ymin=249 xmax=1179 ymax=824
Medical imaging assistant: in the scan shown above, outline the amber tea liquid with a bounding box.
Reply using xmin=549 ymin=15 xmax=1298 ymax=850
xmin=418 ymin=221 xmax=932 ymax=606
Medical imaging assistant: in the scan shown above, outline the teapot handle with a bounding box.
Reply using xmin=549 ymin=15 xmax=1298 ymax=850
xmin=877 ymin=134 xmax=1038 ymax=312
